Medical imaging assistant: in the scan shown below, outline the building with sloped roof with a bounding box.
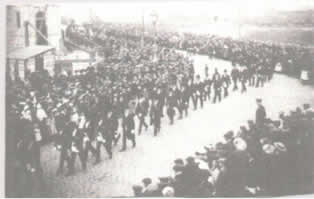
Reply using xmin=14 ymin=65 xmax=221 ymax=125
xmin=6 ymin=4 xmax=62 ymax=81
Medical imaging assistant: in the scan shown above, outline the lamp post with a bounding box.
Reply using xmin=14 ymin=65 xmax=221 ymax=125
xmin=141 ymin=9 xmax=145 ymax=48
xmin=150 ymin=10 xmax=158 ymax=44
xmin=237 ymin=6 xmax=241 ymax=39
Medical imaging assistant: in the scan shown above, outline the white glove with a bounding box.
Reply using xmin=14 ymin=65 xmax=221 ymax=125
xmin=96 ymin=133 xmax=106 ymax=143
xmin=71 ymin=144 xmax=79 ymax=153
xmin=56 ymin=145 xmax=62 ymax=150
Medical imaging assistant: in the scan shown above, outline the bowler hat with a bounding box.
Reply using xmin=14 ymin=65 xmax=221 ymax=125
xmin=159 ymin=177 xmax=171 ymax=184
xmin=174 ymin=158 xmax=184 ymax=166
xmin=142 ymin=178 xmax=152 ymax=186
xmin=132 ymin=184 xmax=143 ymax=196
xmin=186 ymin=156 xmax=195 ymax=164
xmin=172 ymin=165 xmax=184 ymax=172
xmin=224 ymin=131 xmax=234 ymax=140
xmin=248 ymin=120 xmax=254 ymax=124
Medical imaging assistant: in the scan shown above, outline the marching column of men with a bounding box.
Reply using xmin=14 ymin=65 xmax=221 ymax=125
xmin=51 ymin=63 xmax=273 ymax=177
xmin=7 ymin=24 xmax=281 ymax=197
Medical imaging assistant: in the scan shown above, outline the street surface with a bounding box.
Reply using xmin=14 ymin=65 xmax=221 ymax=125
xmin=41 ymin=53 xmax=314 ymax=197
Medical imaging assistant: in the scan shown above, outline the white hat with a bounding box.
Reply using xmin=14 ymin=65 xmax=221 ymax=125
xmin=263 ymin=144 xmax=276 ymax=154
xmin=274 ymin=142 xmax=287 ymax=152
xmin=198 ymin=160 xmax=210 ymax=170
xmin=23 ymin=105 xmax=29 ymax=111
xmin=162 ymin=186 xmax=175 ymax=197
xmin=36 ymin=103 xmax=42 ymax=109
xmin=233 ymin=137 xmax=247 ymax=151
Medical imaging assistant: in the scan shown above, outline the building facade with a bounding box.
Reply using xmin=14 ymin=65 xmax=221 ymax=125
xmin=6 ymin=4 xmax=62 ymax=81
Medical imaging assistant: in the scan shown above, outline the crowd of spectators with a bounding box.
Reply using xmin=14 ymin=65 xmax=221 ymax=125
xmin=87 ymin=22 xmax=313 ymax=82
xmin=5 ymin=20 xmax=313 ymax=197
xmin=133 ymin=103 xmax=314 ymax=197
xmin=64 ymin=21 xmax=314 ymax=82
xmin=6 ymin=22 xmax=196 ymax=197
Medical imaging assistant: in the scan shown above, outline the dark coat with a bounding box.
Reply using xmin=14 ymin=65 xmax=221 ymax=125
xmin=122 ymin=113 xmax=135 ymax=132
xmin=151 ymin=104 xmax=162 ymax=125
xmin=256 ymin=105 xmax=266 ymax=126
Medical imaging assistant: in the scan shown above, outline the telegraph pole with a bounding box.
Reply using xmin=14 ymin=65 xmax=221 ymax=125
xmin=237 ymin=6 xmax=241 ymax=39
xmin=141 ymin=9 xmax=145 ymax=48
xmin=151 ymin=10 xmax=158 ymax=45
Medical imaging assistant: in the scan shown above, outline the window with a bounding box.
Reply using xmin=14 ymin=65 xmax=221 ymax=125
xmin=36 ymin=11 xmax=48 ymax=45
xmin=16 ymin=11 xmax=20 ymax=28
xmin=6 ymin=6 xmax=13 ymax=24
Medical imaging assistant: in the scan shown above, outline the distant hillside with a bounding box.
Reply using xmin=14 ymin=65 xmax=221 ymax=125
xmin=243 ymin=9 xmax=314 ymax=27
xmin=243 ymin=27 xmax=314 ymax=46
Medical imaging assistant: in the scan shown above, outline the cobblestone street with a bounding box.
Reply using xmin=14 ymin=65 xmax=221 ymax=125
xmin=41 ymin=54 xmax=314 ymax=197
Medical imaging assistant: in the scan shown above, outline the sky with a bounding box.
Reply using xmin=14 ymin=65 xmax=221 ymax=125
xmin=59 ymin=0 xmax=314 ymax=24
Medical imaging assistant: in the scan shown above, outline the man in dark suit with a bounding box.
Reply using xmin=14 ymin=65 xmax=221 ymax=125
xmin=136 ymin=97 xmax=149 ymax=135
xmin=205 ymin=65 xmax=209 ymax=78
xmin=222 ymin=70 xmax=231 ymax=98
xmin=231 ymin=65 xmax=239 ymax=91
xmin=63 ymin=117 xmax=79 ymax=176
xmin=212 ymin=69 xmax=222 ymax=103
xmin=156 ymin=87 xmax=166 ymax=117
xmin=174 ymin=86 xmax=184 ymax=119
xmin=167 ymin=90 xmax=176 ymax=125
xmin=255 ymin=66 xmax=263 ymax=88
xmin=204 ymin=76 xmax=212 ymax=101
xmin=180 ymin=86 xmax=190 ymax=117
xmin=248 ymin=66 xmax=256 ymax=87
xmin=95 ymin=109 xmax=117 ymax=163
xmin=151 ymin=100 xmax=162 ymax=136
xmin=240 ymin=68 xmax=248 ymax=93
xmin=121 ymin=108 xmax=136 ymax=151
xmin=104 ymin=109 xmax=118 ymax=158
xmin=55 ymin=112 xmax=70 ymax=175
xmin=191 ymin=75 xmax=203 ymax=110
xmin=255 ymin=98 xmax=266 ymax=129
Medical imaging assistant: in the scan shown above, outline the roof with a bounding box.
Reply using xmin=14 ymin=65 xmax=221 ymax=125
xmin=55 ymin=59 xmax=92 ymax=63
xmin=7 ymin=45 xmax=55 ymax=60
xmin=61 ymin=50 xmax=91 ymax=60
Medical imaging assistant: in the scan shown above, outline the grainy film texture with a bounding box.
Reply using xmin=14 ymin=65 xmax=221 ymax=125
xmin=5 ymin=1 xmax=314 ymax=197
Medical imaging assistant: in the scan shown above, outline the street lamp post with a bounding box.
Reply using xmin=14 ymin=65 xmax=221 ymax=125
xmin=150 ymin=11 xmax=158 ymax=44
xmin=237 ymin=6 xmax=241 ymax=39
xmin=141 ymin=9 xmax=145 ymax=48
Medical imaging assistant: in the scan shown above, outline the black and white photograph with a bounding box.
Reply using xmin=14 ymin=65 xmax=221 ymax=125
xmin=3 ymin=0 xmax=314 ymax=197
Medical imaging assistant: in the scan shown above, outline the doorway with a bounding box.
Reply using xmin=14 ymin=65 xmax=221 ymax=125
xmin=35 ymin=55 xmax=44 ymax=71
